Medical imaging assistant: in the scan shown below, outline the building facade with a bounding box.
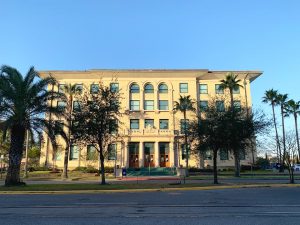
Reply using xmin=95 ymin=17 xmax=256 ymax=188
xmin=39 ymin=69 xmax=262 ymax=170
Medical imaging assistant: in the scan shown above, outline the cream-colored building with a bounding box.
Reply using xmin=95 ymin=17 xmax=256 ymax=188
xmin=39 ymin=69 xmax=262 ymax=170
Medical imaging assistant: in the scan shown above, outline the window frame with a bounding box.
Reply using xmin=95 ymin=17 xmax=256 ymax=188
xmin=179 ymin=83 xmax=188 ymax=93
xmin=159 ymin=119 xmax=169 ymax=130
xmin=158 ymin=83 xmax=168 ymax=93
xmin=158 ymin=100 xmax=169 ymax=110
xmin=69 ymin=145 xmax=79 ymax=160
xmin=57 ymin=101 xmax=66 ymax=112
xmin=144 ymin=84 xmax=154 ymax=93
xmin=90 ymin=84 xmax=99 ymax=94
xmin=86 ymin=145 xmax=97 ymax=160
xmin=216 ymin=100 xmax=225 ymax=112
xmin=144 ymin=119 xmax=154 ymax=128
xmin=130 ymin=83 xmax=140 ymax=93
xmin=130 ymin=100 xmax=140 ymax=111
xmin=199 ymin=84 xmax=208 ymax=94
xmin=110 ymin=83 xmax=119 ymax=93
xmin=144 ymin=100 xmax=154 ymax=110
xmin=199 ymin=101 xmax=208 ymax=112
xmin=108 ymin=143 xmax=117 ymax=160
xmin=130 ymin=119 xmax=139 ymax=130
xmin=215 ymin=84 xmax=224 ymax=94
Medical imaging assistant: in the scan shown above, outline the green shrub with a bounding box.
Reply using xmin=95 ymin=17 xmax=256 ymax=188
xmin=28 ymin=166 xmax=51 ymax=172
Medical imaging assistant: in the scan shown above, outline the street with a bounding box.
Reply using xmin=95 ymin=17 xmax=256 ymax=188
xmin=1 ymin=187 xmax=300 ymax=224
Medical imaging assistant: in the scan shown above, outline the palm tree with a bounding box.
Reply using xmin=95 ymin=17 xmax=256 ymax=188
xmin=61 ymin=83 xmax=80 ymax=179
xmin=262 ymin=89 xmax=281 ymax=164
xmin=219 ymin=73 xmax=243 ymax=110
xmin=0 ymin=65 xmax=65 ymax=186
xmin=277 ymin=93 xmax=289 ymax=171
xmin=174 ymin=95 xmax=195 ymax=169
xmin=285 ymin=99 xmax=300 ymax=161
xmin=219 ymin=73 xmax=243 ymax=177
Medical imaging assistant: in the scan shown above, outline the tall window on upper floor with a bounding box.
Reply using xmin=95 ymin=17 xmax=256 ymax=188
xmin=215 ymin=84 xmax=224 ymax=94
xmin=75 ymin=84 xmax=83 ymax=94
xmin=108 ymin=144 xmax=117 ymax=160
xmin=216 ymin=101 xmax=225 ymax=112
xmin=130 ymin=119 xmax=139 ymax=129
xmin=159 ymin=119 xmax=169 ymax=129
xmin=158 ymin=83 xmax=168 ymax=93
xmin=90 ymin=84 xmax=99 ymax=94
xmin=87 ymin=145 xmax=97 ymax=160
xmin=58 ymin=84 xmax=66 ymax=93
xmin=130 ymin=100 xmax=140 ymax=111
xmin=159 ymin=100 xmax=168 ymax=110
xmin=130 ymin=83 xmax=140 ymax=93
xmin=110 ymin=83 xmax=119 ymax=93
xmin=144 ymin=84 xmax=154 ymax=93
xmin=144 ymin=100 xmax=154 ymax=110
xmin=179 ymin=83 xmax=188 ymax=93
xmin=70 ymin=145 xmax=79 ymax=160
xmin=199 ymin=84 xmax=208 ymax=94
xmin=233 ymin=86 xmax=240 ymax=94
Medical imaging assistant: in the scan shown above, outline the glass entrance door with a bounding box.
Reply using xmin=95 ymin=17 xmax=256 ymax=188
xmin=144 ymin=142 xmax=155 ymax=167
xmin=159 ymin=142 xmax=170 ymax=167
xmin=129 ymin=142 xmax=139 ymax=168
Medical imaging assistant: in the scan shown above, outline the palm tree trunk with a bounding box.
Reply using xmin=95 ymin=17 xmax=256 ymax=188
xmin=183 ymin=110 xmax=188 ymax=170
xmin=5 ymin=125 xmax=26 ymax=186
xmin=272 ymin=104 xmax=281 ymax=165
xmin=281 ymin=106 xmax=286 ymax=172
xmin=294 ymin=114 xmax=300 ymax=162
xmin=213 ymin=149 xmax=218 ymax=184
xmin=230 ymin=89 xmax=234 ymax=110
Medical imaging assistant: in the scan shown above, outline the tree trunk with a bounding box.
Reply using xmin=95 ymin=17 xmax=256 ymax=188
xmin=281 ymin=106 xmax=286 ymax=172
xmin=230 ymin=89 xmax=234 ymax=110
xmin=234 ymin=151 xmax=240 ymax=177
xmin=272 ymin=104 xmax=281 ymax=165
xmin=213 ymin=149 xmax=218 ymax=184
xmin=183 ymin=110 xmax=188 ymax=170
xmin=61 ymin=144 xmax=69 ymax=179
xmin=99 ymin=143 xmax=106 ymax=185
xmin=294 ymin=114 xmax=300 ymax=162
xmin=5 ymin=125 xmax=26 ymax=186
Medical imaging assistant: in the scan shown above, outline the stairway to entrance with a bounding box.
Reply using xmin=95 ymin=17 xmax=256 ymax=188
xmin=125 ymin=167 xmax=177 ymax=176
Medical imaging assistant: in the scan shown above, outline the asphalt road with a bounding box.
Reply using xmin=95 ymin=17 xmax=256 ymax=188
xmin=1 ymin=187 xmax=300 ymax=225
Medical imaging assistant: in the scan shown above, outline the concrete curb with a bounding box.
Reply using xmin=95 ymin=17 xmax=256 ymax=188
xmin=0 ymin=183 xmax=300 ymax=195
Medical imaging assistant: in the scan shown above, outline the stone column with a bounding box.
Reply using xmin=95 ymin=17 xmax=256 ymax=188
xmin=155 ymin=142 xmax=160 ymax=167
xmin=139 ymin=141 xmax=144 ymax=168
xmin=123 ymin=141 xmax=129 ymax=168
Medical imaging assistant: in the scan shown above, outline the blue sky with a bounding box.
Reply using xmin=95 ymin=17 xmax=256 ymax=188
xmin=0 ymin=0 xmax=299 ymax=131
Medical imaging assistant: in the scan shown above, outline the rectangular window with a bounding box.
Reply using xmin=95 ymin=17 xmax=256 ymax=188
xmin=144 ymin=100 xmax=154 ymax=110
xmin=130 ymin=119 xmax=139 ymax=129
xmin=87 ymin=145 xmax=97 ymax=160
xmin=58 ymin=84 xmax=65 ymax=93
xmin=204 ymin=150 xmax=212 ymax=160
xmin=181 ymin=144 xmax=190 ymax=160
xmin=75 ymin=84 xmax=83 ymax=94
xmin=108 ymin=144 xmax=117 ymax=160
xmin=57 ymin=101 xmax=66 ymax=112
xmin=180 ymin=119 xmax=189 ymax=134
xmin=159 ymin=100 xmax=168 ymax=110
xmin=110 ymin=83 xmax=119 ymax=93
xmin=239 ymin=149 xmax=246 ymax=160
xmin=233 ymin=100 xmax=241 ymax=111
xmin=199 ymin=101 xmax=208 ymax=112
xmin=216 ymin=101 xmax=225 ymax=112
xmin=159 ymin=142 xmax=169 ymax=154
xmin=70 ymin=145 xmax=79 ymax=160
xmin=54 ymin=145 xmax=63 ymax=161
xmin=180 ymin=83 xmax=188 ymax=93
xmin=90 ymin=84 xmax=99 ymax=94
xmin=129 ymin=142 xmax=139 ymax=154
xmin=220 ymin=149 xmax=229 ymax=160
xmin=233 ymin=86 xmax=240 ymax=94
xmin=159 ymin=119 xmax=169 ymax=129
xmin=130 ymin=100 xmax=140 ymax=111
xmin=73 ymin=101 xmax=81 ymax=112
xmin=145 ymin=119 xmax=154 ymax=128
xmin=199 ymin=84 xmax=208 ymax=94
xmin=215 ymin=84 xmax=224 ymax=94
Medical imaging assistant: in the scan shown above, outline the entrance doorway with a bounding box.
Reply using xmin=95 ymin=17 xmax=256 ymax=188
xmin=129 ymin=142 xmax=139 ymax=168
xmin=159 ymin=142 xmax=170 ymax=167
xmin=144 ymin=142 xmax=155 ymax=167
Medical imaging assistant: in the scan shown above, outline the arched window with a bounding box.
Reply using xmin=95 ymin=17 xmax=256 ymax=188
xmin=158 ymin=83 xmax=168 ymax=93
xmin=130 ymin=83 xmax=140 ymax=93
xmin=144 ymin=83 xmax=154 ymax=93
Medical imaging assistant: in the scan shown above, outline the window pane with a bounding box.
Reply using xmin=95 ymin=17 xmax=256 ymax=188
xmin=220 ymin=149 xmax=229 ymax=160
xmin=158 ymin=84 xmax=168 ymax=93
xmin=159 ymin=119 xmax=169 ymax=129
xmin=130 ymin=84 xmax=140 ymax=93
xmin=199 ymin=101 xmax=208 ymax=112
xmin=54 ymin=145 xmax=63 ymax=161
xmin=144 ymin=142 xmax=154 ymax=154
xmin=75 ymin=84 xmax=83 ymax=93
xmin=215 ymin=84 xmax=224 ymax=94
xmin=199 ymin=84 xmax=208 ymax=94
xmin=129 ymin=142 xmax=139 ymax=154
xmin=90 ymin=84 xmax=99 ymax=94
xmin=70 ymin=145 xmax=79 ymax=160
xmin=145 ymin=119 xmax=154 ymax=128
xmin=204 ymin=150 xmax=212 ymax=160
xmin=110 ymin=83 xmax=119 ymax=93
xmin=144 ymin=84 xmax=154 ymax=93
xmin=130 ymin=119 xmax=139 ymax=129
xmin=159 ymin=142 xmax=169 ymax=154
xmin=233 ymin=86 xmax=240 ymax=94
xmin=58 ymin=84 xmax=65 ymax=93
xmin=233 ymin=101 xmax=241 ymax=111
xmin=130 ymin=100 xmax=140 ymax=110
xmin=159 ymin=100 xmax=168 ymax=110
xmin=87 ymin=145 xmax=97 ymax=160
xmin=239 ymin=149 xmax=246 ymax=160
xmin=180 ymin=83 xmax=188 ymax=93
xmin=57 ymin=101 xmax=66 ymax=112
xmin=216 ymin=101 xmax=225 ymax=112
xmin=73 ymin=101 xmax=81 ymax=112
xmin=144 ymin=100 xmax=154 ymax=110
xmin=108 ymin=144 xmax=116 ymax=160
